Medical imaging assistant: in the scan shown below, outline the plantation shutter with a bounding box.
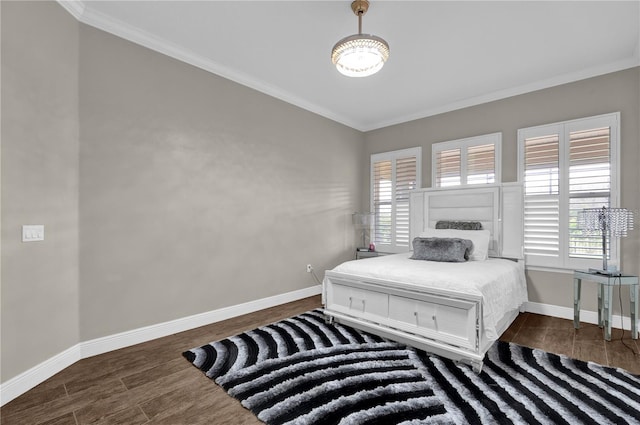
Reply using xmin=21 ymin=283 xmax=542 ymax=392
xmin=519 ymin=113 xmax=618 ymax=270
xmin=432 ymin=133 xmax=500 ymax=188
xmin=435 ymin=148 xmax=461 ymax=187
xmin=523 ymin=133 xmax=560 ymax=259
xmin=395 ymin=157 xmax=417 ymax=247
xmin=373 ymin=160 xmax=392 ymax=245
xmin=467 ymin=144 xmax=496 ymax=185
xmin=568 ymin=127 xmax=611 ymax=259
xmin=371 ymin=148 xmax=421 ymax=253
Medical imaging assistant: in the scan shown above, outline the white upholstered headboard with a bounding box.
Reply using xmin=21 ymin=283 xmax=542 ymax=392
xmin=409 ymin=183 xmax=524 ymax=259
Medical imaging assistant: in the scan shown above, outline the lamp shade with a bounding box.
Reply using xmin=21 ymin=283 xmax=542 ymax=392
xmin=577 ymin=206 xmax=634 ymax=274
xmin=352 ymin=212 xmax=374 ymax=228
xmin=578 ymin=207 xmax=634 ymax=237
xmin=332 ymin=34 xmax=389 ymax=77
xmin=332 ymin=0 xmax=389 ymax=78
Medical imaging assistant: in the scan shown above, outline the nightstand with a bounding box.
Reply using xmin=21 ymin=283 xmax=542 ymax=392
xmin=355 ymin=250 xmax=379 ymax=260
xmin=573 ymin=270 xmax=638 ymax=340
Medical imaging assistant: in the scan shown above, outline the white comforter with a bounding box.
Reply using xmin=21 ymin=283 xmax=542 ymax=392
xmin=327 ymin=252 xmax=528 ymax=341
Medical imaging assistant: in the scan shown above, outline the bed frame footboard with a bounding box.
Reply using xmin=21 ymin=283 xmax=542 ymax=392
xmin=322 ymin=271 xmax=510 ymax=370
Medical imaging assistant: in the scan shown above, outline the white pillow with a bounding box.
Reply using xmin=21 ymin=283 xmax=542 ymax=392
xmin=419 ymin=228 xmax=491 ymax=261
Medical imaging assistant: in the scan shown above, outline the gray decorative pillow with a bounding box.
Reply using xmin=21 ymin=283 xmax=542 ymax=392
xmin=436 ymin=220 xmax=483 ymax=230
xmin=410 ymin=237 xmax=474 ymax=262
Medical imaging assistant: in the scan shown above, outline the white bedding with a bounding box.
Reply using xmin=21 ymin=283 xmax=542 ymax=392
xmin=327 ymin=252 xmax=528 ymax=341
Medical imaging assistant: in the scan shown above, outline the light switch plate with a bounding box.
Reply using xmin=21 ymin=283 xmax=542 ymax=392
xmin=22 ymin=225 xmax=44 ymax=242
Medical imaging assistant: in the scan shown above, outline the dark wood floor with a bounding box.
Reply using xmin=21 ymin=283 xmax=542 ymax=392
xmin=2 ymin=295 xmax=638 ymax=424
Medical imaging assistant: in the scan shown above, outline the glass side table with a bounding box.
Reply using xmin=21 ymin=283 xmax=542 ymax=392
xmin=573 ymin=270 xmax=638 ymax=341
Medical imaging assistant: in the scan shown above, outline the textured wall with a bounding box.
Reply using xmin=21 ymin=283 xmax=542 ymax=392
xmin=78 ymin=25 xmax=364 ymax=341
xmin=1 ymin=1 xmax=363 ymax=385
xmin=3 ymin=0 xmax=636 ymax=390
xmin=363 ymin=67 xmax=640 ymax=314
xmin=1 ymin=1 xmax=80 ymax=382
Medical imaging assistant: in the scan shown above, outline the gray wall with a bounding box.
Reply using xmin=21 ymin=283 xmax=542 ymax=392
xmin=77 ymin=25 xmax=364 ymax=340
xmin=1 ymin=1 xmax=363 ymax=384
xmin=2 ymin=0 xmax=637 ymax=389
xmin=1 ymin=1 xmax=80 ymax=382
xmin=364 ymin=67 xmax=640 ymax=314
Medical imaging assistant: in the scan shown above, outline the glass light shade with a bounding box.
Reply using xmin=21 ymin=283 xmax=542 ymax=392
xmin=577 ymin=206 xmax=634 ymax=273
xmin=352 ymin=212 xmax=374 ymax=228
xmin=352 ymin=212 xmax=374 ymax=248
xmin=578 ymin=207 xmax=634 ymax=237
xmin=332 ymin=34 xmax=389 ymax=77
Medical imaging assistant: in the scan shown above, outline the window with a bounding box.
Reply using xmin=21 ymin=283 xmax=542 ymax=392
xmin=518 ymin=113 xmax=620 ymax=270
xmin=432 ymin=133 xmax=501 ymax=187
xmin=371 ymin=147 xmax=421 ymax=253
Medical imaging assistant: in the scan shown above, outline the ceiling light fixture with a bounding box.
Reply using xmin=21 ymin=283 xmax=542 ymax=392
xmin=331 ymin=0 xmax=389 ymax=78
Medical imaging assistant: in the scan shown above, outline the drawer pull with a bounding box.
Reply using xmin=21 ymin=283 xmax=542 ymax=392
xmin=412 ymin=312 xmax=437 ymax=325
xmin=348 ymin=297 xmax=365 ymax=311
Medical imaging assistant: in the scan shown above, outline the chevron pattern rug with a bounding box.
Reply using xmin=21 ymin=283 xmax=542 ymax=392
xmin=183 ymin=310 xmax=640 ymax=425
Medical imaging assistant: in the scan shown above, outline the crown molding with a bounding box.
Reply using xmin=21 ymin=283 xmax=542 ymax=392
xmin=369 ymin=57 xmax=640 ymax=132
xmin=56 ymin=1 xmax=640 ymax=133
xmin=56 ymin=0 xmax=85 ymax=21
xmin=55 ymin=1 xmax=364 ymax=131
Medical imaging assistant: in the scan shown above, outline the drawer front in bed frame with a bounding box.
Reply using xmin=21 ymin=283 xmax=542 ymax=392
xmin=324 ymin=278 xmax=480 ymax=352
xmin=387 ymin=294 xmax=477 ymax=349
xmin=328 ymin=282 xmax=389 ymax=321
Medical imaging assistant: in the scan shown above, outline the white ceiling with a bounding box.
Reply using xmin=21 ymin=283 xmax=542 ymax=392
xmin=60 ymin=1 xmax=640 ymax=131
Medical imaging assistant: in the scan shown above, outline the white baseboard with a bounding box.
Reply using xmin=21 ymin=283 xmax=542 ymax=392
xmin=1 ymin=285 xmax=321 ymax=406
xmin=0 ymin=344 xmax=82 ymax=406
xmin=2 ymin=292 xmax=633 ymax=407
xmin=524 ymin=301 xmax=637 ymax=331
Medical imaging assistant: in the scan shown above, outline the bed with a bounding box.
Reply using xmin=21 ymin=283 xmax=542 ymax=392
xmin=322 ymin=184 xmax=527 ymax=372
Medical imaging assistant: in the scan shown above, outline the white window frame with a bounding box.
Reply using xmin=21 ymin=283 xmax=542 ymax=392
xmin=517 ymin=112 xmax=620 ymax=272
xmin=370 ymin=147 xmax=422 ymax=253
xmin=431 ymin=132 xmax=502 ymax=188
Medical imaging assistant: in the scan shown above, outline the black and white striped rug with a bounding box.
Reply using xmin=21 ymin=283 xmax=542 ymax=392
xmin=183 ymin=310 xmax=640 ymax=425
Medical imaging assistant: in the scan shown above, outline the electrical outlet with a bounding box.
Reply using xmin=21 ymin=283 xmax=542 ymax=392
xmin=306 ymin=264 xmax=313 ymax=273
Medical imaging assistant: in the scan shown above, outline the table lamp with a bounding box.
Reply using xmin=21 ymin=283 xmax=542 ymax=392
xmin=352 ymin=212 xmax=374 ymax=251
xmin=578 ymin=206 xmax=634 ymax=276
